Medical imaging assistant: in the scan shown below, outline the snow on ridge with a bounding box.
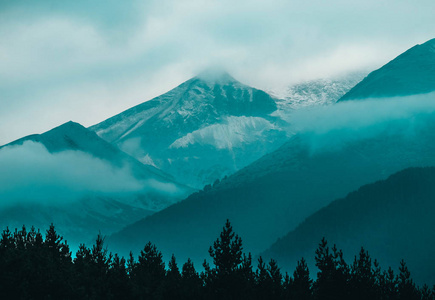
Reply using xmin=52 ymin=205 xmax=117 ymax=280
xmin=169 ymin=116 xmax=279 ymax=150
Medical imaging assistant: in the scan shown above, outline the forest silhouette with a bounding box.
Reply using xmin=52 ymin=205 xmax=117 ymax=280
xmin=0 ymin=220 xmax=432 ymax=300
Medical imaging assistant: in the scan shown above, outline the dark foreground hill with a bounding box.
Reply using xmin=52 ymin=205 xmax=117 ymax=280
xmin=263 ymin=167 xmax=435 ymax=284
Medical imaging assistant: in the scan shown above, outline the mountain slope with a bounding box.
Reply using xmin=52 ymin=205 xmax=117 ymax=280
xmin=4 ymin=121 xmax=176 ymax=182
xmin=339 ymin=38 xmax=435 ymax=101
xmin=90 ymin=72 xmax=289 ymax=188
xmin=262 ymin=167 xmax=435 ymax=284
xmin=108 ymin=108 xmax=435 ymax=265
xmin=0 ymin=121 xmax=193 ymax=246
xmin=270 ymin=72 xmax=365 ymax=113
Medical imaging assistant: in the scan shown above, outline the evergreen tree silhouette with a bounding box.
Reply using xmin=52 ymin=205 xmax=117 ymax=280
xmin=267 ymin=259 xmax=284 ymax=299
xmin=313 ymin=238 xmax=349 ymax=300
xmin=287 ymin=258 xmax=312 ymax=300
xmin=255 ymin=256 xmax=272 ymax=299
xmin=181 ymin=258 xmax=203 ymax=300
xmin=350 ymin=247 xmax=376 ymax=300
xmin=130 ymin=242 xmax=166 ymax=299
xmin=203 ymin=219 xmax=247 ymax=300
xmin=163 ymin=254 xmax=182 ymax=300
xmin=397 ymin=259 xmax=420 ymax=300
xmin=239 ymin=253 xmax=255 ymax=299
xmin=107 ymin=253 xmax=131 ymax=299
xmin=0 ymin=223 xmax=433 ymax=300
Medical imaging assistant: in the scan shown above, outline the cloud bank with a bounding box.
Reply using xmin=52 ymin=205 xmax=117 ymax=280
xmin=0 ymin=141 xmax=146 ymax=208
xmin=288 ymin=92 xmax=435 ymax=153
xmin=0 ymin=0 xmax=434 ymax=144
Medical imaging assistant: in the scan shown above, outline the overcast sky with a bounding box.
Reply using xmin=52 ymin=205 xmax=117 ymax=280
xmin=0 ymin=0 xmax=434 ymax=145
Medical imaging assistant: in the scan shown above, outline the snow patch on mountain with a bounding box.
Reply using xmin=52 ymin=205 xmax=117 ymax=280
xmin=268 ymin=73 xmax=366 ymax=111
xmin=169 ymin=116 xmax=278 ymax=150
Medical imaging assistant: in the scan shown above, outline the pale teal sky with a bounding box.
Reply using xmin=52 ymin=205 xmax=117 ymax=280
xmin=0 ymin=0 xmax=434 ymax=144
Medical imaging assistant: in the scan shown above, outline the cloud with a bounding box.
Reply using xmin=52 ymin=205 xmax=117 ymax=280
xmin=0 ymin=0 xmax=434 ymax=144
xmin=0 ymin=141 xmax=146 ymax=208
xmin=288 ymin=92 xmax=435 ymax=153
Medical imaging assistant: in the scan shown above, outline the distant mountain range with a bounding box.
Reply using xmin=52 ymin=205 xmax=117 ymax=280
xmin=107 ymin=38 xmax=435 ymax=272
xmin=262 ymin=167 xmax=435 ymax=284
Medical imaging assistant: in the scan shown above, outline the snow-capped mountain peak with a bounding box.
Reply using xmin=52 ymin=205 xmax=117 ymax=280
xmin=90 ymin=72 xmax=288 ymax=188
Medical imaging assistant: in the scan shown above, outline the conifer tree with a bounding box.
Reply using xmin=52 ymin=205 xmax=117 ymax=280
xmin=131 ymin=242 xmax=166 ymax=299
xmin=181 ymin=258 xmax=203 ymax=300
xmin=288 ymin=258 xmax=312 ymax=300
xmin=313 ymin=238 xmax=349 ymax=300
xmin=350 ymin=248 xmax=376 ymax=300
xmin=397 ymin=260 xmax=419 ymax=300
xmin=203 ymin=220 xmax=246 ymax=299
xmin=420 ymin=284 xmax=434 ymax=300
xmin=163 ymin=254 xmax=182 ymax=300
xmin=107 ymin=254 xmax=131 ymax=299
xmin=268 ymin=259 xmax=283 ymax=299
xmin=382 ymin=266 xmax=399 ymax=300
xmin=256 ymin=256 xmax=272 ymax=299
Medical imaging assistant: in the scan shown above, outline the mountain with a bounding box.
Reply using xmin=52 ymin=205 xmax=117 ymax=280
xmin=0 ymin=121 xmax=193 ymax=245
xmin=339 ymin=38 xmax=435 ymax=101
xmin=108 ymin=108 xmax=435 ymax=265
xmin=270 ymin=72 xmax=365 ymax=113
xmin=4 ymin=121 xmax=174 ymax=183
xmin=262 ymin=167 xmax=435 ymax=284
xmin=90 ymin=71 xmax=289 ymax=189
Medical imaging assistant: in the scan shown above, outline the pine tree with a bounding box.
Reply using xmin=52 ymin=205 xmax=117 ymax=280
xmin=130 ymin=242 xmax=166 ymax=299
xmin=268 ymin=259 xmax=283 ymax=299
xmin=288 ymin=258 xmax=312 ymax=300
xmin=181 ymin=258 xmax=203 ymax=300
xmin=107 ymin=254 xmax=131 ymax=299
xmin=350 ymin=248 xmax=376 ymax=300
xmin=239 ymin=253 xmax=255 ymax=299
xmin=255 ymin=256 xmax=272 ymax=299
xmin=420 ymin=284 xmax=434 ymax=300
xmin=313 ymin=238 xmax=349 ymax=300
xmin=397 ymin=260 xmax=419 ymax=300
xmin=203 ymin=220 xmax=246 ymax=300
xmin=163 ymin=254 xmax=182 ymax=300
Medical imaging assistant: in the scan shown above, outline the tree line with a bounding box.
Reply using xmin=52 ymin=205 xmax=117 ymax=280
xmin=0 ymin=220 xmax=433 ymax=300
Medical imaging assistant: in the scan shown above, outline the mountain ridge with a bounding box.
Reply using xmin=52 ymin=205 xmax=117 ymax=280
xmin=339 ymin=38 xmax=435 ymax=101
xmin=262 ymin=166 xmax=435 ymax=284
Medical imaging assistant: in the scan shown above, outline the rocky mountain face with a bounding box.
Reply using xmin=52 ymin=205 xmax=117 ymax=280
xmin=90 ymin=72 xmax=290 ymax=189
